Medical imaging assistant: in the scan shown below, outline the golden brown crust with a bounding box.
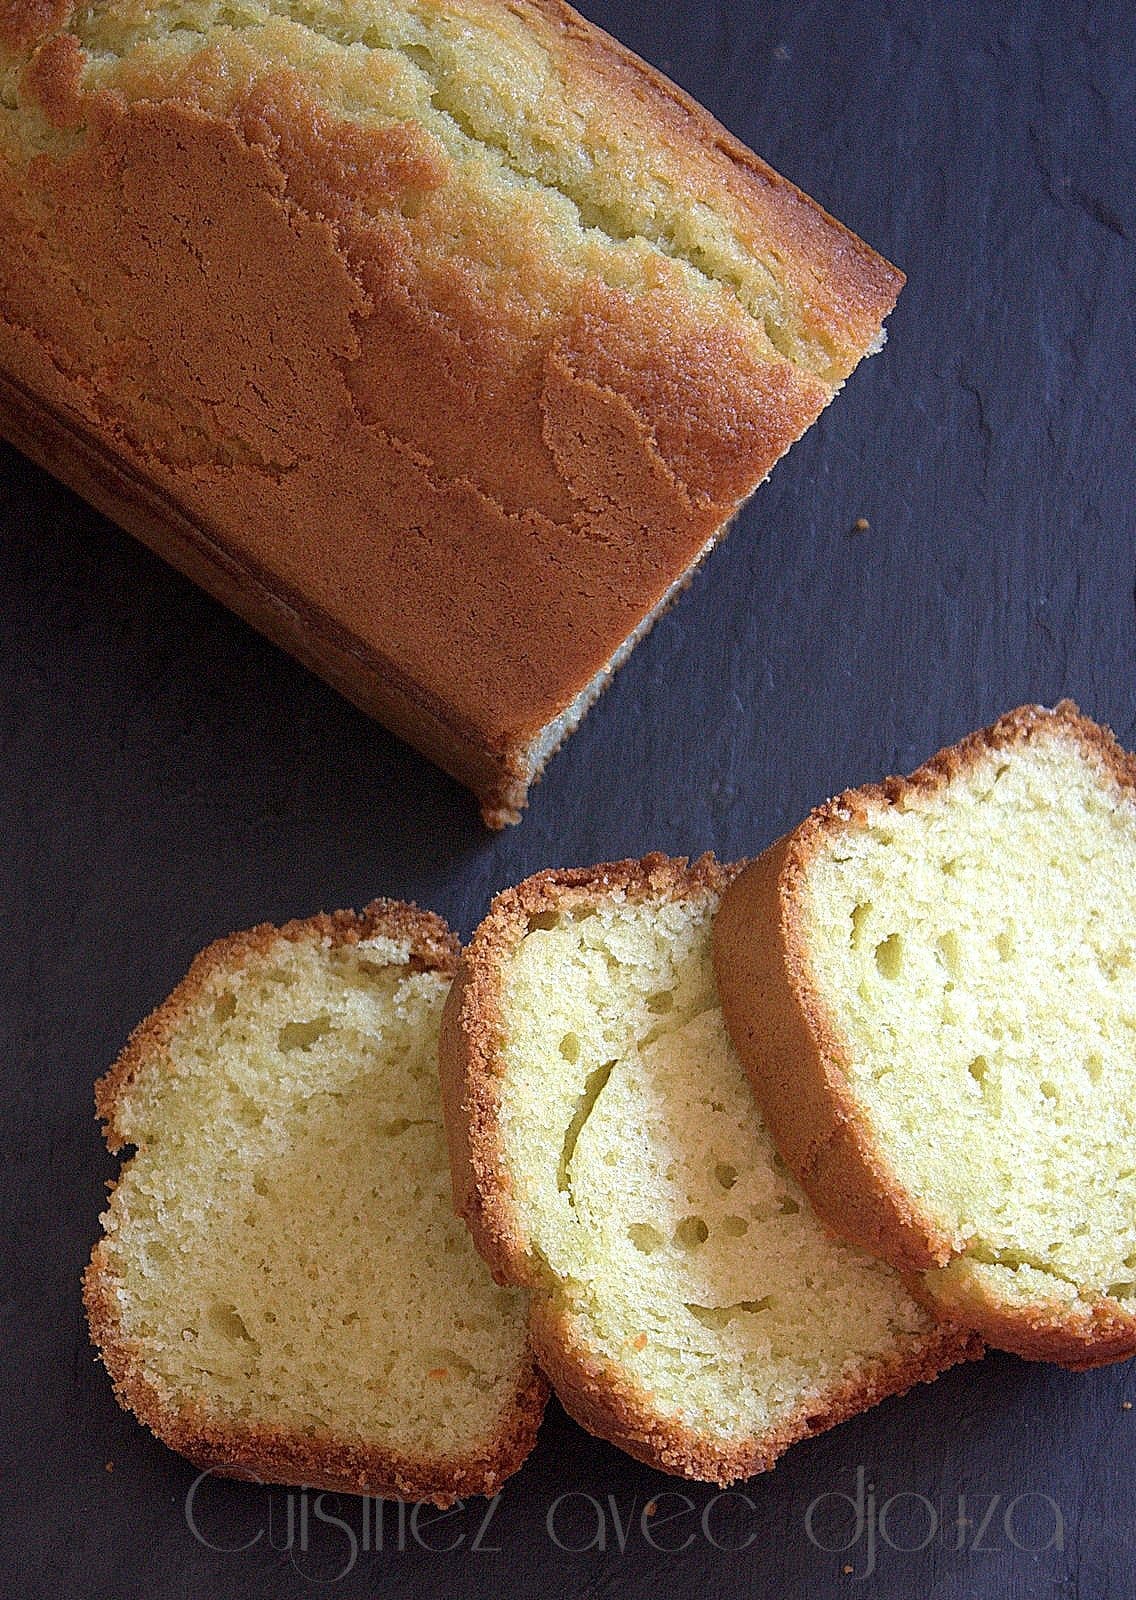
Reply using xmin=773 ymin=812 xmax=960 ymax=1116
xmin=0 ymin=0 xmax=69 ymax=55
xmin=1 ymin=0 xmax=901 ymax=824
xmin=0 ymin=369 xmax=534 ymax=825
xmin=439 ymin=853 xmax=980 ymax=1483
xmin=714 ymin=701 xmax=1136 ymax=1367
xmin=714 ymin=834 xmax=954 ymax=1273
xmin=84 ymin=901 xmax=549 ymax=1505
xmin=906 ymin=1270 xmax=1136 ymax=1373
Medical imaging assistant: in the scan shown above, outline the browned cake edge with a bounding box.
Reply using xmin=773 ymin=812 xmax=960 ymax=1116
xmin=0 ymin=370 xmax=537 ymax=826
xmin=84 ymin=901 xmax=549 ymax=1504
xmin=713 ymin=700 xmax=1136 ymax=1367
xmin=438 ymin=852 xmax=980 ymax=1484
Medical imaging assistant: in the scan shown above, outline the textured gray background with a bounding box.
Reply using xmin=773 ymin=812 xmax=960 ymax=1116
xmin=2 ymin=1 xmax=1134 ymax=1596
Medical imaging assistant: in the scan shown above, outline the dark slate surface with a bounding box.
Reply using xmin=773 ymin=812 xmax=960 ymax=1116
xmin=3 ymin=1 xmax=1134 ymax=1596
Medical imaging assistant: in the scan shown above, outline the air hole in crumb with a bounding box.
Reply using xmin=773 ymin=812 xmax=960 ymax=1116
xmin=528 ymin=910 xmax=560 ymax=932
xmin=627 ymin=1223 xmax=665 ymax=1254
xmin=687 ymin=1297 xmax=771 ymax=1330
xmin=996 ymin=929 xmax=1014 ymax=962
xmin=850 ymin=902 xmax=872 ymax=948
xmin=401 ymin=39 xmax=435 ymax=71
xmin=646 ymin=991 xmax=674 ymax=1014
xmin=378 ymin=1117 xmax=427 ymax=1137
xmin=278 ymin=1014 xmax=332 ymax=1052
xmin=1108 ymin=1282 xmax=1136 ymax=1299
xmin=208 ymin=1302 xmax=255 ymax=1344
xmin=559 ymin=1033 xmax=580 ymax=1063
xmin=778 ymin=1195 xmax=800 ymax=1215
xmin=968 ymin=1056 xmax=988 ymax=1083
xmin=213 ymin=992 xmax=237 ymax=1022
xmin=354 ymin=957 xmax=393 ymax=978
xmin=252 ymin=1175 xmax=269 ymax=1196
xmin=714 ymin=1162 xmax=739 ymax=1190
xmin=1040 ymin=1081 xmax=1059 ymax=1102
xmin=1087 ymin=1053 xmax=1104 ymax=1084
xmin=721 ymin=1215 xmax=749 ymax=1237
xmin=557 ymin=1060 xmax=616 ymax=1194
xmin=938 ymin=931 xmax=962 ymax=977
xmin=674 ymin=1216 xmax=709 ymax=1250
xmin=425 ymin=1347 xmax=476 ymax=1380
xmin=874 ymin=934 xmax=903 ymax=979
xmin=942 ymin=857 xmax=960 ymax=877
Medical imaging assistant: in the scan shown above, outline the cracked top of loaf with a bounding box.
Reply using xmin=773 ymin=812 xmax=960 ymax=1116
xmin=1 ymin=0 xmax=903 ymax=818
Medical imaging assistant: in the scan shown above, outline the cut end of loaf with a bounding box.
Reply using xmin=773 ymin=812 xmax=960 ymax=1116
xmin=85 ymin=904 xmax=546 ymax=1503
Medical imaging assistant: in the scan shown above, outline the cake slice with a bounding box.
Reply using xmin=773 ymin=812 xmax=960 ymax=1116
xmin=439 ymin=856 xmax=979 ymax=1484
xmin=714 ymin=702 xmax=1136 ymax=1369
xmin=84 ymin=903 xmax=546 ymax=1504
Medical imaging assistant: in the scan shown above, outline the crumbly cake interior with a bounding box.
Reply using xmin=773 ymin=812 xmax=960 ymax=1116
xmin=497 ymin=891 xmax=939 ymax=1444
xmin=99 ymin=932 xmax=530 ymax=1457
xmin=800 ymin=730 xmax=1136 ymax=1312
xmin=2 ymin=0 xmax=856 ymax=384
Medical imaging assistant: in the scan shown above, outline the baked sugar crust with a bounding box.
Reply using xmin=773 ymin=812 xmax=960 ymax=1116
xmin=714 ymin=701 xmax=1136 ymax=1367
xmin=84 ymin=901 xmax=549 ymax=1505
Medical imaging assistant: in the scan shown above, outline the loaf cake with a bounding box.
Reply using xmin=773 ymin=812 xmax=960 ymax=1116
xmin=84 ymin=902 xmax=547 ymax=1503
xmin=714 ymin=703 xmax=1136 ymax=1369
xmin=0 ymin=0 xmax=903 ymax=824
xmin=439 ymin=856 xmax=979 ymax=1483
